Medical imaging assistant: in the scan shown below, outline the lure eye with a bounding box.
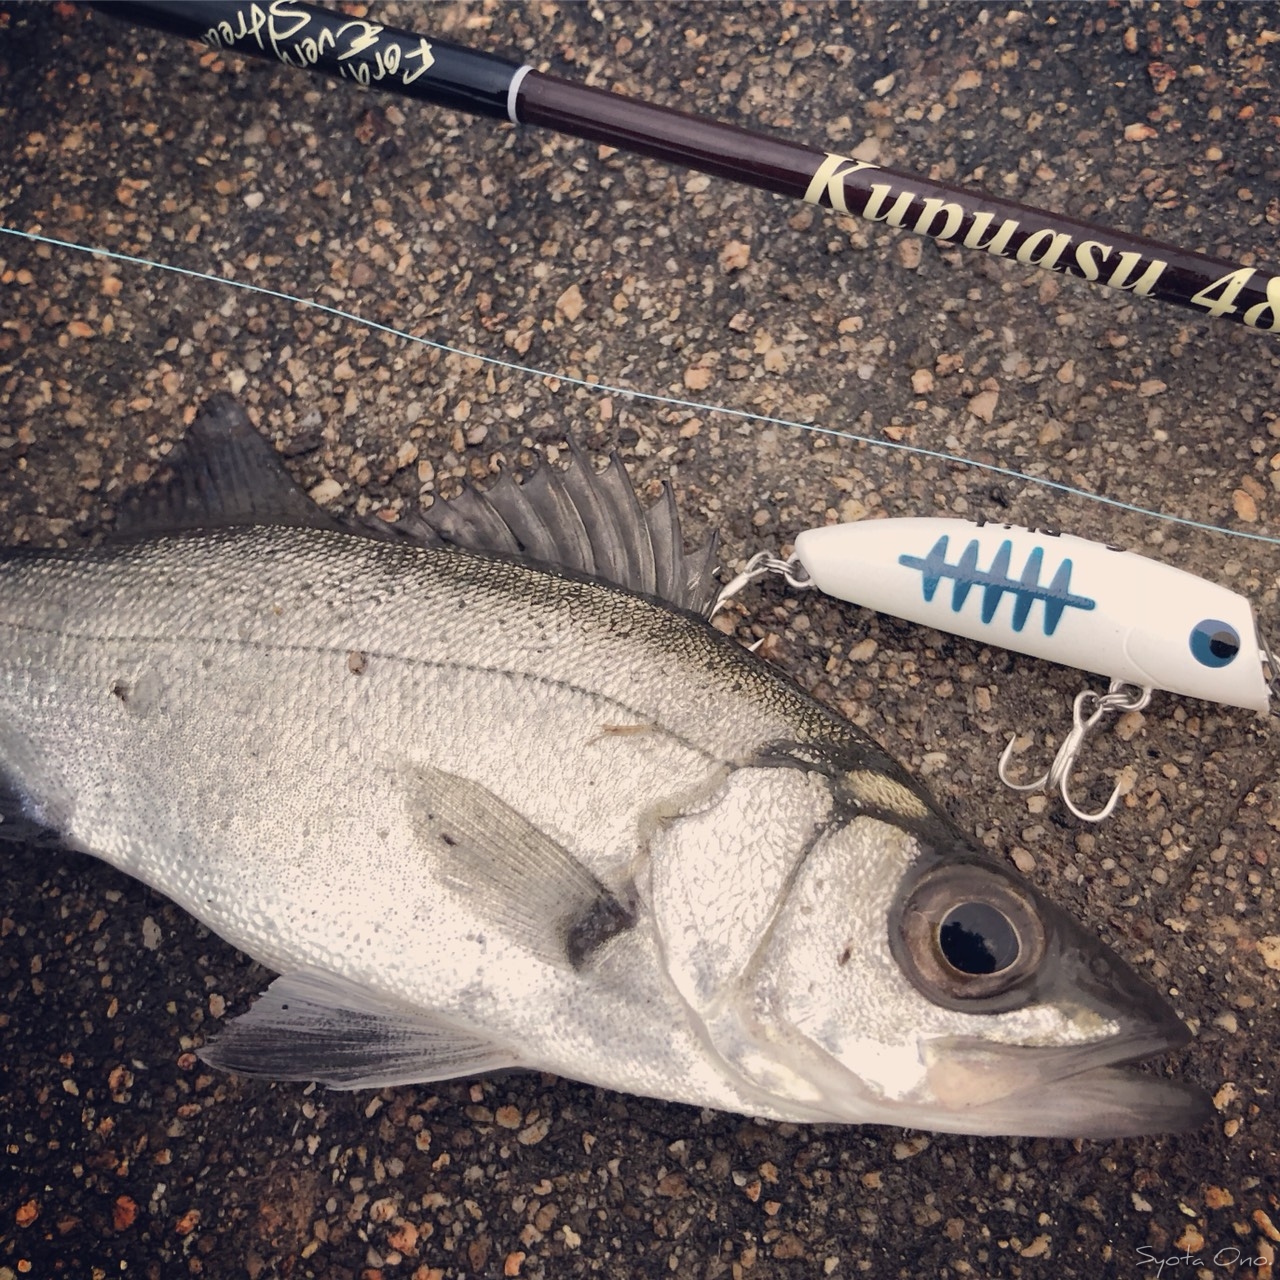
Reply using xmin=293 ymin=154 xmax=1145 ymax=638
xmin=892 ymin=861 xmax=1047 ymax=1010
xmin=1189 ymin=619 xmax=1240 ymax=668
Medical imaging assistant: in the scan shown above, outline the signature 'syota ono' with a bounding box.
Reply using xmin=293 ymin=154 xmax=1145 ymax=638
xmin=0 ymin=398 xmax=1208 ymax=1137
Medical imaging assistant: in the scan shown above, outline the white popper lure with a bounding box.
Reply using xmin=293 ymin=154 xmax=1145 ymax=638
xmin=721 ymin=518 xmax=1275 ymax=820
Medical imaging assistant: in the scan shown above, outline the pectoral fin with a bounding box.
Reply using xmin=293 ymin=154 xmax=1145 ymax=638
xmin=200 ymin=969 xmax=517 ymax=1089
xmin=402 ymin=762 xmax=636 ymax=969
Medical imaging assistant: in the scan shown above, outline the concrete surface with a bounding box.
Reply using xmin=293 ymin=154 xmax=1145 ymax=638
xmin=1 ymin=2 xmax=1277 ymax=1277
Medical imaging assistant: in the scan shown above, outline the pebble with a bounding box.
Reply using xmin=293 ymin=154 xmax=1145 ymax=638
xmin=308 ymin=477 xmax=344 ymax=505
xmin=967 ymin=389 xmax=999 ymax=423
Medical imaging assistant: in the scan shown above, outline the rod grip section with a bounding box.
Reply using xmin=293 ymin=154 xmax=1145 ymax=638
xmin=92 ymin=0 xmax=524 ymax=120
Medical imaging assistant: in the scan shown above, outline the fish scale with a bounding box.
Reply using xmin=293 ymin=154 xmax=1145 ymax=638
xmin=0 ymin=528 xmax=826 ymax=1106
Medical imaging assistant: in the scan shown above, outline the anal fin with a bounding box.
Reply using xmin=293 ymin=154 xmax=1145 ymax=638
xmin=200 ymin=969 xmax=517 ymax=1089
xmin=0 ymin=767 xmax=58 ymax=846
xmin=0 ymin=726 xmax=70 ymax=848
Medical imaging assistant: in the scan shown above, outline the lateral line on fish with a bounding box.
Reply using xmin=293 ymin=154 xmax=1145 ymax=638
xmin=0 ymin=610 xmax=727 ymax=770
xmin=3 ymin=224 xmax=1276 ymax=550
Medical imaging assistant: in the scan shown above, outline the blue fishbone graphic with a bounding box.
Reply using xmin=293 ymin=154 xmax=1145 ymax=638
xmin=898 ymin=536 xmax=1096 ymax=635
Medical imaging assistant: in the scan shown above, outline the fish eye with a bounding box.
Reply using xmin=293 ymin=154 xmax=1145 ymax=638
xmin=891 ymin=861 xmax=1047 ymax=1011
xmin=1189 ymin=619 xmax=1240 ymax=669
xmin=938 ymin=902 xmax=1019 ymax=975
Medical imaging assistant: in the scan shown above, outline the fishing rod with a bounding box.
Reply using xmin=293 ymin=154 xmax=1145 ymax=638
xmin=92 ymin=0 xmax=1278 ymax=336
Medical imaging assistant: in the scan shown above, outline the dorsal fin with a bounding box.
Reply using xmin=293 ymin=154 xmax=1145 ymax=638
xmin=419 ymin=443 xmax=720 ymax=618
xmin=114 ymin=400 xmax=720 ymax=616
xmin=113 ymin=397 xmax=340 ymax=537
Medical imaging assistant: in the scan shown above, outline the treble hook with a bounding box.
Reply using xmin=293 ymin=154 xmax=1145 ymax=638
xmin=998 ymin=679 xmax=1152 ymax=822
xmin=1259 ymin=628 xmax=1280 ymax=709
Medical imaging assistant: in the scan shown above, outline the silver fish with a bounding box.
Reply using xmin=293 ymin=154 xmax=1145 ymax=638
xmin=0 ymin=399 xmax=1207 ymax=1137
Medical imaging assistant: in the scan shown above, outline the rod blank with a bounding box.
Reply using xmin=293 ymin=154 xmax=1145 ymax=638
xmin=93 ymin=0 xmax=1279 ymax=336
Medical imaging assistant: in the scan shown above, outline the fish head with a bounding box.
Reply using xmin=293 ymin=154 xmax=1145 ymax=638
xmin=880 ymin=842 xmax=1206 ymax=1136
xmin=687 ymin=778 xmax=1209 ymax=1138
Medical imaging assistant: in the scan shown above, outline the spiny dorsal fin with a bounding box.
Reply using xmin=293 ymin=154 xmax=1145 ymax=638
xmin=113 ymin=397 xmax=341 ymax=537
xmin=420 ymin=443 xmax=720 ymax=617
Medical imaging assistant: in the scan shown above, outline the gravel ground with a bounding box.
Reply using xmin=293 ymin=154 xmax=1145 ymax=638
xmin=2 ymin=2 xmax=1278 ymax=1277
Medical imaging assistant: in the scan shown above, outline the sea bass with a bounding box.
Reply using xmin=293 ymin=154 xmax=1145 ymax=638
xmin=0 ymin=399 xmax=1208 ymax=1137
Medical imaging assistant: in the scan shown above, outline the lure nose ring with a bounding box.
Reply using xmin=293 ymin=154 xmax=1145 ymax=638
xmin=998 ymin=680 xmax=1153 ymax=822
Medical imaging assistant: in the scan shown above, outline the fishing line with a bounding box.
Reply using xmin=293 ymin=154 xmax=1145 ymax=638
xmin=4 ymin=223 xmax=1279 ymax=549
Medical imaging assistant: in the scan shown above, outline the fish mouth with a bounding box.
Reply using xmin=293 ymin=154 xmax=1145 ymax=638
xmin=917 ymin=984 xmax=1208 ymax=1139
xmin=919 ymin=953 xmax=1206 ymax=1137
xmin=921 ymin=1053 xmax=1211 ymax=1138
